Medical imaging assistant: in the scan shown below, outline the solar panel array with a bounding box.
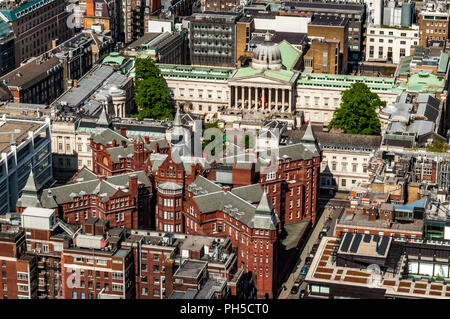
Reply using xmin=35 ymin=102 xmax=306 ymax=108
xmin=349 ymin=234 xmax=362 ymax=253
xmin=340 ymin=232 xmax=353 ymax=252
xmin=377 ymin=236 xmax=390 ymax=255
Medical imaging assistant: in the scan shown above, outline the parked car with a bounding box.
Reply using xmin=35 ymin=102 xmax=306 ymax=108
xmin=311 ymin=244 xmax=319 ymax=253
xmin=305 ymin=257 xmax=312 ymax=265
xmin=319 ymin=232 xmax=326 ymax=239
xmin=295 ymin=278 xmax=303 ymax=285
xmin=290 ymin=284 xmax=300 ymax=294
xmin=322 ymin=225 xmax=330 ymax=233
xmin=300 ymin=267 xmax=308 ymax=276
xmin=300 ymin=290 xmax=306 ymax=299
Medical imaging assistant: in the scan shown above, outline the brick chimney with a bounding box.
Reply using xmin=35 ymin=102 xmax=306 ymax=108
xmin=154 ymin=142 xmax=159 ymax=153
xmin=120 ymin=127 xmax=127 ymax=138
xmin=112 ymin=139 xmax=117 ymax=147
xmin=368 ymin=208 xmax=377 ymax=221
xmin=222 ymin=186 xmax=230 ymax=192
xmin=121 ymin=140 xmax=127 ymax=148
xmin=129 ymin=175 xmax=138 ymax=195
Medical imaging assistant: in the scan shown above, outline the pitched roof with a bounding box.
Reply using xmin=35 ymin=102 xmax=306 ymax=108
xmin=255 ymin=191 xmax=273 ymax=215
xmin=16 ymin=170 xmax=42 ymax=208
xmin=97 ymin=105 xmax=112 ymax=127
xmin=192 ymin=183 xmax=279 ymax=230
xmin=40 ymin=171 xmax=151 ymax=208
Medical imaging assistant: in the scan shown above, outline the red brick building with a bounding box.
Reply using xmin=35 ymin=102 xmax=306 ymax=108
xmin=90 ymin=127 xmax=169 ymax=177
xmin=0 ymin=222 xmax=37 ymax=299
xmin=61 ymin=219 xmax=136 ymax=299
xmin=38 ymin=168 xmax=154 ymax=229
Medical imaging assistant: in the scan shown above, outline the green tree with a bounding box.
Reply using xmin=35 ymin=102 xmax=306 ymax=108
xmin=327 ymin=82 xmax=385 ymax=135
xmin=202 ymin=121 xmax=225 ymax=155
xmin=134 ymin=58 xmax=161 ymax=81
xmin=133 ymin=58 xmax=173 ymax=120
xmin=426 ymin=140 xmax=449 ymax=153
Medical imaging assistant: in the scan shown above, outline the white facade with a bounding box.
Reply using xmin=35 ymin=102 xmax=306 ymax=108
xmin=365 ymin=25 xmax=419 ymax=64
xmin=253 ymin=15 xmax=311 ymax=33
xmin=366 ymin=0 xmax=383 ymax=26
xmin=51 ymin=120 xmax=93 ymax=174
xmin=165 ymin=78 xmax=230 ymax=114
xmin=21 ymin=207 xmax=56 ymax=231
xmin=147 ymin=20 xmax=173 ymax=33
xmin=320 ymin=145 xmax=377 ymax=191
xmin=296 ymin=83 xmax=401 ymax=125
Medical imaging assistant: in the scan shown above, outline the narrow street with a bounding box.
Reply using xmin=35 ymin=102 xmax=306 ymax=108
xmin=278 ymin=199 xmax=346 ymax=299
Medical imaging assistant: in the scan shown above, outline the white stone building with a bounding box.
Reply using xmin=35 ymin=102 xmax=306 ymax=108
xmin=159 ymin=38 xmax=405 ymax=127
xmin=365 ymin=25 xmax=419 ymax=64
xmin=284 ymin=126 xmax=382 ymax=192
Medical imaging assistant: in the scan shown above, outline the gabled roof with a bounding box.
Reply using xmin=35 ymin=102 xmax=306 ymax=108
xmin=192 ymin=182 xmax=279 ymax=230
xmin=40 ymin=171 xmax=151 ymax=208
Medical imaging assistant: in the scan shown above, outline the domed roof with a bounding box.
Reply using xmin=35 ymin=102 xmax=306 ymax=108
xmin=252 ymin=31 xmax=282 ymax=71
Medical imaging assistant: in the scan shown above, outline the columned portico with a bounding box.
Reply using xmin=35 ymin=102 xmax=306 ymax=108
xmin=229 ymin=84 xmax=295 ymax=113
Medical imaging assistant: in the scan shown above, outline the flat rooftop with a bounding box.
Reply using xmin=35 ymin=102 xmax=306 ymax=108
xmin=310 ymin=15 xmax=348 ymax=27
xmin=337 ymin=210 xmax=424 ymax=233
xmin=180 ymin=236 xmax=215 ymax=252
xmin=174 ymin=260 xmax=207 ymax=278
xmin=305 ymin=237 xmax=450 ymax=299
xmin=0 ymin=120 xmax=43 ymax=154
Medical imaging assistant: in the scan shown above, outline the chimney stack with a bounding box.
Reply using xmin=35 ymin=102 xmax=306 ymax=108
xmin=129 ymin=175 xmax=138 ymax=195
xmin=121 ymin=140 xmax=127 ymax=148
xmin=120 ymin=127 xmax=127 ymax=138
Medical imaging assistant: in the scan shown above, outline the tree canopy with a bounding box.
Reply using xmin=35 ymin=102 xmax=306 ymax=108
xmin=327 ymin=82 xmax=385 ymax=135
xmin=426 ymin=140 xmax=449 ymax=153
xmin=133 ymin=58 xmax=173 ymax=120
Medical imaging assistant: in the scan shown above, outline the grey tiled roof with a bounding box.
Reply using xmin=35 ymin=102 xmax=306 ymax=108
xmin=230 ymin=184 xmax=263 ymax=203
xmin=193 ymin=187 xmax=279 ymax=230
xmin=91 ymin=128 xmax=130 ymax=147
xmin=40 ymin=171 xmax=151 ymax=209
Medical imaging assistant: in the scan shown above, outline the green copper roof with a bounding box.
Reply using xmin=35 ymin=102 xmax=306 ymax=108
xmin=231 ymin=67 xmax=295 ymax=82
xmin=398 ymin=56 xmax=413 ymax=76
xmin=297 ymin=73 xmax=402 ymax=92
xmin=103 ymin=52 xmax=125 ymax=66
xmin=278 ymin=40 xmax=301 ymax=70
xmin=0 ymin=0 xmax=55 ymax=22
xmin=438 ymin=52 xmax=449 ymax=74
xmin=157 ymin=64 xmax=233 ymax=81
xmin=401 ymin=71 xmax=444 ymax=93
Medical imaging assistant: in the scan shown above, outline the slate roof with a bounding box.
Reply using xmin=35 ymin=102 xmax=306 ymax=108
xmin=408 ymin=120 xmax=435 ymax=136
xmin=40 ymin=171 xmax=151 ymax=208
xmin=91 ymin=128 xmax=130 ymax=147
xmin=16 ymin=170 xmax=42 ymax=208
xmin=193 ymin=190 xmax=280 ymax=230
xmin=416 ymin=94 xmax=440 ymax=122
xmin=284 ymin=126 xmax=382 ymax=148
xmin=230 ymin=184 xmax=263 ymax=203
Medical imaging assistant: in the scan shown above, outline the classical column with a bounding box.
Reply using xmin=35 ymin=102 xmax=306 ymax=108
xmin=275 ymin=88 xmax=279 ymax=110
xmin=282 ymin=89 xmax=285 ymax=110
xmin=262 ymin=88 xmax=265 ymax=110
xmin=241 ymin=86 xmax=245 ymax=109
xmin=268 ymin=88 xmax=272 ymax=111
xmin=254 ymin=87 xmax=258 ymax=109
xmin=288 ymin=90 xmax=292 ymax=112
xmin=248 ymin=86 xmax=252 ymax=109
xmin=234 ymin=86 xmax=238 ymax=108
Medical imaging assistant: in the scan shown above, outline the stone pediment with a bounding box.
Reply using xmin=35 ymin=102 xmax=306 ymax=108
xmin=229 ymin=75 xmax=292 ymax=86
